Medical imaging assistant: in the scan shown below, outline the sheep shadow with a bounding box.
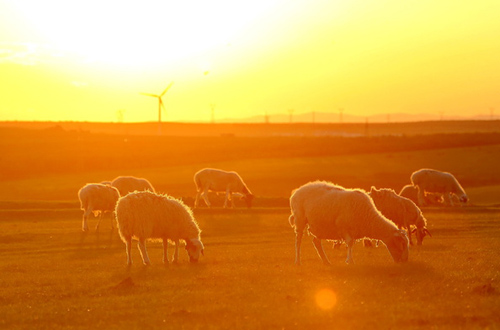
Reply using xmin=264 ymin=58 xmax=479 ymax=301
xmin=72 ymin=228 xmax=121 ymax=260
xmin=331 ymin=260 xmax=437 ymax=279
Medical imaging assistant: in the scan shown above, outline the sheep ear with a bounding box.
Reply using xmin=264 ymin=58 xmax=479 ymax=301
xmin=411 ymin=228 xmax=417 ymax=234
xmin=370 ymin=186 xmax=375 ymax=192
xmin=424 ymin=228 xmax=432 ymax=237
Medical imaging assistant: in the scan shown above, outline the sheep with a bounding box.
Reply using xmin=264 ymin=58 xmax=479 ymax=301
xmin=399 ymin=184 xmax=444 ymax=206
xmin=289 ymin=181 xmax=409 ymax=265
xmin=110 ymin=176 xmax=155 ymax=196
xmin=369 ymin=186 xmax=431 ymax=245
xmin=78 ymin=183 xmax=120 ymax=232
xmin=194 ymin=168 xmax=254 ymax=208
xmin=115 ymin=190 xmax=204 ymax=265
xmin=411 ymin=168 xmax=468 ymax=207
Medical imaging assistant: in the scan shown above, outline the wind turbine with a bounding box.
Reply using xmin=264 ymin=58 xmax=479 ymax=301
xmin=141 ymin=81 xmax=174 ymax=135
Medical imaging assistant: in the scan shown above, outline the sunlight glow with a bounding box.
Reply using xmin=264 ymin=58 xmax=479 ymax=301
xmin=12 ymin=0 xmax=284 ymax=67
xmin=2 ymin=0 xmax=499 ymax=122
xmin=315 ymin=288 xmax=337 ymax=310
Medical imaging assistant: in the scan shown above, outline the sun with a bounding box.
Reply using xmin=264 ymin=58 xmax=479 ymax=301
xmin=13 ymin=0 xmax=283 ymax=68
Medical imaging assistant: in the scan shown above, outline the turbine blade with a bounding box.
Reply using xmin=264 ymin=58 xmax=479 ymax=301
xmin=160 ymin=81 xmax=174 ymax=97
xmin=160 ymin=99 xmax=167 ymax=113
xmin=140 ymin=92 xmax=159 ymax=97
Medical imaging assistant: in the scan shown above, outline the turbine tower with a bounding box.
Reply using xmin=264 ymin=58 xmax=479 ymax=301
xmin=141 ymin=81 xmax=174 ymax=135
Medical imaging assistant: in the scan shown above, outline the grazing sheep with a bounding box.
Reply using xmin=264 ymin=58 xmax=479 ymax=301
xmin=111 ymin=176 xmax=155 ymax=196
xmin=399 ymin=184 xmax=444 ymax=206
xmin=78 ymin=183 xmax=120 ymax=232
xmin=411 ymin=169 xmax=468 ymax=207
xmin=289 ymin=181 xmax=409 ymax=265
xmin=115 ymin=191 xmax=204 ymax=265
xmin=194 ymin=168 xmax=254 ymax=208
xmin=369 ymin=187 xmax=431 ymax=245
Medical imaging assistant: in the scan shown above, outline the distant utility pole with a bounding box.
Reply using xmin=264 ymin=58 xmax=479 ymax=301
xmin=210 ymin=103 xmax=216 ymax=124
xmin=116 ymin=109 xmax=125 ymax=123
xmin=490 ymin=107 xmax=495 ymax=120
xmin=439 ymin=111 xmax=444 ymax=121
xmin=264 ymin=110 xmax=270 ymax=124
xmin=339 ymin=108 xmax=344 ymax=124
xmin=288 ymin=109 xmax=294 ymax=123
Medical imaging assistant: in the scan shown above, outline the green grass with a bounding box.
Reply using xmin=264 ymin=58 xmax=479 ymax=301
xmin=1 ymin=207 xmax=499 ymax=329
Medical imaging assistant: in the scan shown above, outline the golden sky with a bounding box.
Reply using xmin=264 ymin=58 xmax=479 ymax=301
xmin=0 ymin=0 xmax=499 ymax=122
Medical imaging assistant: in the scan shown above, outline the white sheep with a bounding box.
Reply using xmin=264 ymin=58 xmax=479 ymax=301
xmin=411 ymin=168 xmax=468 ymax=207
xmin=399 ymin=184 xmax=444 ymax=206
xmin=369 ymin=186 xmax=431 ymax=246
xmin=111 ymin=176 xmax=155 ymax=196
xmin=289 ymin=181 xmax=409 ymax=265
xmin=78 ymin=183 xmax=120 ymax=232
xmin=115 ymin=190 xmax=204 ymax=265
xmin=194 ymin=168 xmax=254 ymax=208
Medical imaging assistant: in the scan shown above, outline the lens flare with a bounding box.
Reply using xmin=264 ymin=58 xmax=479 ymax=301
xmin=315 ymin=288 xmax=337 ymax=310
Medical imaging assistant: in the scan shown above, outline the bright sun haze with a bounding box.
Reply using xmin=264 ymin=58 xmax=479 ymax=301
xmin=0 ymin=0 xmax=499 ymax=122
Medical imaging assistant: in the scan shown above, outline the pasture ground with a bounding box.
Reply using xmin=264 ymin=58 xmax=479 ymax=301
xmin=1 ymin=122 xmax=500 ymax=328
xmin=1 ymin=206 xmax=499 ymax=329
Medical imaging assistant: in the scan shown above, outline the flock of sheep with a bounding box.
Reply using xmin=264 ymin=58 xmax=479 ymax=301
xmin=77 ymin=168 xmax=468 ymax=266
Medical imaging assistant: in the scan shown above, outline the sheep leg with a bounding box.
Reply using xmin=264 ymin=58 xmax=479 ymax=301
xmin=345 ymin=235 xmax=354 ymax=264
xmin=194 ymin=190 xmax=202 ymax=208
xmin=137 ymin=238 xmax=151 ymax=265
xmin=295 ymin=231 xmax=303 ymax=265
xmin=443 ymin=193 xmax=453 ymax=207
xmin=229 ymin=191 xmax=235 ymax=208
xmin=172 ymin=239 xmax=180 ymax=263
xmin=95 ymin=213 xmax=103 ymax=231
xmin=82 ymin=209 xmax=91 ymax=232
xmin=202 ymin=187 xmax=211 ymax=208
xmin=125 ymin=236 xmax=132 ymax=265
xmin=416 ymin=187 xmax=427 ymax=206
xmin=110 ymin=212 xmax=115 ymax=230
xmin=312 ymin=237 xmax=331 ymax=265
xmin=162 ymin=239 xmax=169 ymax=264
xmin=406 ymin=226 xmax=414 ymax=246
xmin=223 ymin=189 xmax=231 ymax=208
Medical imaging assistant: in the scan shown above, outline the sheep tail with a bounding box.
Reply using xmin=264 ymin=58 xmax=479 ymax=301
xmin=288 ymin=214 xmax=295 ymax=228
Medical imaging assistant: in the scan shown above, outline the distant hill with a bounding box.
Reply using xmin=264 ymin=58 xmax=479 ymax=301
xmin=219 ymin=111 xmax=500 ymax=124
xmin=1 ymin=119 xmax=500 ymax=137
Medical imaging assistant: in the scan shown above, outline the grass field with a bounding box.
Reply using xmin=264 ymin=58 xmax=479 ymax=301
xmin=1 ymin=124 xmax=500 ymax=203
xmin=1 ymin=206 xmax=499 ymax=329
xmin=1 ymin=122 xmax=500 ymax=328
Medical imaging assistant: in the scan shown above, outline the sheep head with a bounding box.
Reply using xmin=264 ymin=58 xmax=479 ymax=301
xmin=386 ymin=230 xmax=409 ymax=263
xmin=459 ymin=194 xmax=469 ymax=204
xmin=412 ymin=227 xmax=432 ymax=245
xmin=185 ymin=238 xmax=204 ymax=263
xmin=242 ymin=193 xmax=254 ymax=208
